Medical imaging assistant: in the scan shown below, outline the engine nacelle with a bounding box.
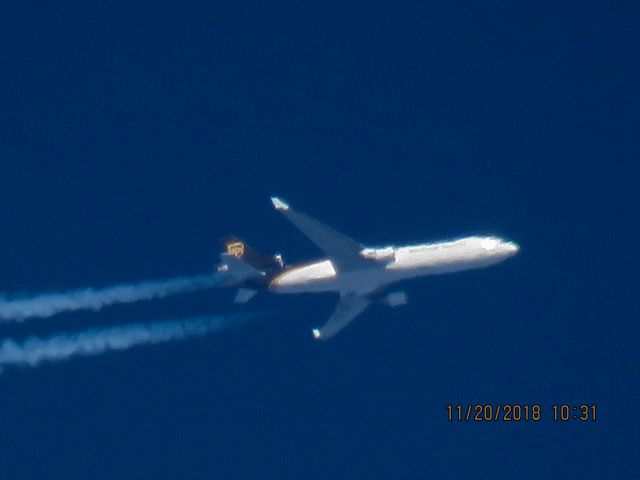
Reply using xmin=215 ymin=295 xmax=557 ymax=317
xmin=360 ymin=246 xmax=396 ymax=262
xmin=383 ymin=291 xmax=408 ymax=307
xmin=273 ymin=253 xmax=284 ymax=268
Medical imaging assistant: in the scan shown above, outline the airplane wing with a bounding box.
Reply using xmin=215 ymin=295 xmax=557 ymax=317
xmin=270 ymin=197 xmax=369 ymax=272
xmin=312 ymin=292 xmax=370 ymax=341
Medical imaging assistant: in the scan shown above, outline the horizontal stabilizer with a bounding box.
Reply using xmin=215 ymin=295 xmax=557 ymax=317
xmin=234 ymin=288 xmax=258 ymax=304
xmin=218 ymin=253 xmax=265 ymax=284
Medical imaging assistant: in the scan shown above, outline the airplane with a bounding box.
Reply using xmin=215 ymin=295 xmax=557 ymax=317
xmin=217 ymin=197 xmax=519 ymax=341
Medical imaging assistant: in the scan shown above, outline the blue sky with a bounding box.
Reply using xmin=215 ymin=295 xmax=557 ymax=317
xmin=0 ymin=1 xmax=638 ymax=478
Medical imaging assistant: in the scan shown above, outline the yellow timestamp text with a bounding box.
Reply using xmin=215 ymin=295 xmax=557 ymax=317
xmin=446 ymin=404 xmax=597 ymax=422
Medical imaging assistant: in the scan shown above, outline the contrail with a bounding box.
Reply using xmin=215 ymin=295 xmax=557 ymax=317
xmin=0 ymin=273 xmax=223 ymax=322
xmin=0 ymin=314 xmax=250 ymax=371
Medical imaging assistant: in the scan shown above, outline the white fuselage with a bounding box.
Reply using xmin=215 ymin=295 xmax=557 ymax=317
xmin=269 ymin=236 xmax=519 ymax=296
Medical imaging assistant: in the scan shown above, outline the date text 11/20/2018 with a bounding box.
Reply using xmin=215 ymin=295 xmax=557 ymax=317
xmin=446 ymin=404 xmax=597 ymax=422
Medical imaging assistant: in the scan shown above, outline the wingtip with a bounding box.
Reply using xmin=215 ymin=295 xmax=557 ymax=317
xmin=270 ymin=196 xmax=290 ymax=211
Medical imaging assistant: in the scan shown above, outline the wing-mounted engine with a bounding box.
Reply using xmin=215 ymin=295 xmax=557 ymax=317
xmin=360 ymin=246 xmax=396 ymax=262
xmin=382 ymin=291 xmax=408 ymax=307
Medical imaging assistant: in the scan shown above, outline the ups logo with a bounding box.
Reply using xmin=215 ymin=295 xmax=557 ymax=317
xmin=227 ymin=242 xmax=245 ymax=258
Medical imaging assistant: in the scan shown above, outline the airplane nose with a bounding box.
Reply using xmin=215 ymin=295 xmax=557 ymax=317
xmin=503 ymin=241 xmax=520 ymax=255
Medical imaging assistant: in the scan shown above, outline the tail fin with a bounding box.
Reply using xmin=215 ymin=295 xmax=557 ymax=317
xmin=221 ymin=236 xmax=284 ymax=273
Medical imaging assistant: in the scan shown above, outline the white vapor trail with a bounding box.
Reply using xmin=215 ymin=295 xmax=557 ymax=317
xmin=0 ymin=314 xmax=249 ymax=371
xmin=0 ymin=274 xmax=223 ymax=322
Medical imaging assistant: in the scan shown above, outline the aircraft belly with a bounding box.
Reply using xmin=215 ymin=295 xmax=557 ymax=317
xmin=274 ymin=276 xmax=338 ymax=294
xmin=270 ymin=260 xmax=336 ymax=294
xmin=271 ymin=263 xmax=388 ymax=295
xmin=387 ymin=249 xmax=505 ymax=277
xmin=333 ymin=270 xmax=389 ymax=295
